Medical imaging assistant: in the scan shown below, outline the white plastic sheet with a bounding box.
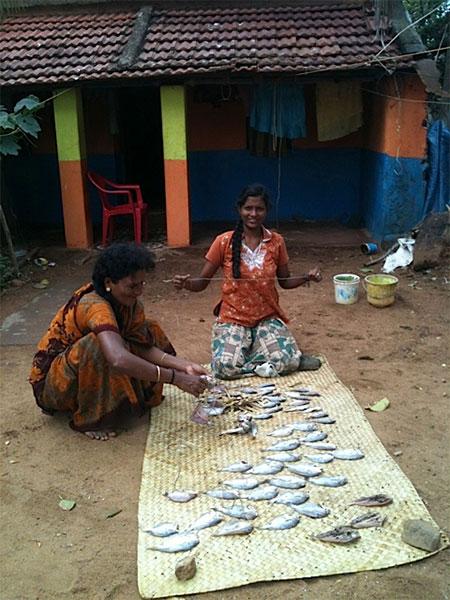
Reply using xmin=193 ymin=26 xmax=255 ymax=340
xmin=382 ymin=238 xmax=415 ymax=273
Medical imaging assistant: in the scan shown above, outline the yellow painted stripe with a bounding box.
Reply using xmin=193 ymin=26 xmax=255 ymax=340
xmin=160 ymin=86 xmax=187 ymax=160
xmin=53 ymin=89 xmax=86 ymax=161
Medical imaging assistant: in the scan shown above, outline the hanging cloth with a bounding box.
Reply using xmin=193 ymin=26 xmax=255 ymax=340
xmin=249 ymin=81 xmax=306 ymax=140
xmin=423 ymin=119 xmax=450 ymax=216
xmin=315 ymin=80 xmax=363 ymax=141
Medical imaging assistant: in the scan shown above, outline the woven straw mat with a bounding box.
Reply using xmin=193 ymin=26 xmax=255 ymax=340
xmin=137 ymin=357 xmax=447 ymax=599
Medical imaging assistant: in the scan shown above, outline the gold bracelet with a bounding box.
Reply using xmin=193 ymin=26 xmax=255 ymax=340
xmin=156 ymin=365 xmax=161 ymax=383
xmin=160 ymin=352 xmax=167 ymax=365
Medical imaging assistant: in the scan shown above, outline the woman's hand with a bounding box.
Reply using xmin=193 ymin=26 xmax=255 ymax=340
xmin=173 ymin=372 xmax=208 ymax=397
xmin=184 ymin=362 xmax=208 ymax=376
xmin=308 ymin=267 xmax=322 ymax=282
xmin=173 ymin=274 xmax=191 ymax=290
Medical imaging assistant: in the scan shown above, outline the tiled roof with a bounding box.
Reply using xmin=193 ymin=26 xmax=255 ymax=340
xmin=0 ymin=2 xmax=411 ymax=86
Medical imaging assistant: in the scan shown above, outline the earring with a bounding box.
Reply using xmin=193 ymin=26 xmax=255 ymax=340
xmin=106 ymin=287 xmax=111 ymax=292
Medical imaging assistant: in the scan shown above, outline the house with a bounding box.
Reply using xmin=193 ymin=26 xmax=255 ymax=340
xmin=0 ymin=0 xmax=429 ymax=248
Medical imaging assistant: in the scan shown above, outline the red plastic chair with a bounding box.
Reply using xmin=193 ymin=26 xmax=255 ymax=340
xmin=87 ymin=171 xmax=148 ymax=245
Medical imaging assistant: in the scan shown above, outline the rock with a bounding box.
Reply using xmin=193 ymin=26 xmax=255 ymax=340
xmin=175 ymin=556 xmax=196 ymax=581
xmin=402 ymin=519 xmax=441 ymax=552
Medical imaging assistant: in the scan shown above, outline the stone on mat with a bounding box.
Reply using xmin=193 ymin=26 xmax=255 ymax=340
xmin=401 ymin=519 xmax=441 ymax=552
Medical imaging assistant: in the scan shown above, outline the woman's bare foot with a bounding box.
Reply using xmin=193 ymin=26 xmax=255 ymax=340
xmin=84 ymin=430 xmax=117 ymax=441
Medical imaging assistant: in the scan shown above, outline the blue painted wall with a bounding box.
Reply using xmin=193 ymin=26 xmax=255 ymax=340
xmin=361 ymin=150 xmax=425 ymax=241
xmin=188 ymin=148 xmax=363 ymax=225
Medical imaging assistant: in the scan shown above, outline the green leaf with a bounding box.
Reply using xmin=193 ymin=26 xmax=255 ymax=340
xmin=59 ymin=498 xmax=76 ymax=511
xmin=0 ymin=136 xmax=21 ymax=156
xmin=366 ymin=397 xmax=390 ymax=412
xmin=14 ymin=95 xmax=41 ymax=112
xmin=359 ymin=267 xmax=373 ymax=273
xmin=0 ymin=111 xmax=15 ymax=130
xmin=14 ymin=114 xmax=41 ymax=138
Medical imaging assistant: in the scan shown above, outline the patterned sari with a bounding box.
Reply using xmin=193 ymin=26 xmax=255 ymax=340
xmin=29 ymin=284 xmax=175 ymax=432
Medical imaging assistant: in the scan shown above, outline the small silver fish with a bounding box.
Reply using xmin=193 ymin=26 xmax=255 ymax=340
xmin=303 ymin=406 xmax=323 ymax=414
xmin=291 ymin=501 xmax=330 ymax=518
xmin=223 ymin=477 xmax=261 ymax=490
xmin=349 ymin=494 xmax=393 ymax=507
xmin=213 ymin=520 xmax=254 ymax=536
xmin=264 ymin=405 xmax=283 ymax=414
xmin=259 ymin=400 xmax=280 ymax=409
xmin=287 ymin=463 xmax=323 ymax=477
xmin=263 ymin=439 xmax=301 ymax=451
xmin=305 ymin=453 xmax=335 ymax=464
xmin=310 ymin=475 xmax=348 ymax=487
xmin=308 ymin=411 xmax=329 ymax=419
xmin=291 ymin=422 xmax=318 ymax=432
xmin=271 ymin=491 xmax=309 ymax=506
xmin=165 ymin=490 xmax=198 ymax=503
xmin=289 ymin=399 xmax=311 ymax=406
xmin=241 ymin=486 xmax=279 ymax=501
xmin=205 ymin=488 xmax=240 ymax=500
xmin=303 ymin=441 xmax=337 ymax=451
xmin=149 ymin=531 xmax=199 ymax=553
xmin=248 ymin=461 xmax=284 ymax=475
xmin=300 ymin=431 xmax=328 ymax=443
xmin=333 ymin=449 xmax=365 ymax=460
xmin=269 ymin=475 xmax=307 ymax=489
xmin=252 ymin=412 xmax=274 ymax=420
xmin=240 ymin=387 xmax=258 ymax=394
xmin=267 ymin=425 xmax=294 ymax=437
xmin=349 ymin=512 xmax=387 ymax=529
xmin=214 ymin=504 xmax=258 ymax=520
xmin=219 ymin=461 xmax=253 ymax=473
xmin=186 ymin=511 xmax=223 ymax=531
xmin=313 ymin=417 xmax=336 ymax=424
xmin=205 ymin=406 xmax=226 ymax=416
xmin=285 ymin=406 xmax=310 ymax=413
xmin=266 ymin=452 xmax=301 ymax=463
xmin=144 ymin=522 xmax=179 ymax=537
xmin=265 ymin=395 xmax=284 ymax=402
xmin=287 ymin=387 xmax=313 ymax=393
xmin=259 ymin=514 xmax=300 ymax=530
xmin=315 ymin=526 xmax=360 ymax=544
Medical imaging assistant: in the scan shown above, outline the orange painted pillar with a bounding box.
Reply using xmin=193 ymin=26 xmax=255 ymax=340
xmin=160 ymin=86 xmax=191 ymax=247
xmin=53 ymin=89 xmax=92 ymax=248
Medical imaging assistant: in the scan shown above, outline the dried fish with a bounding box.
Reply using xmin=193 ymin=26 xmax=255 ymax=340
xmin=310 ymin=475 xmax=348 ymax=487
xmin=213 ymin=520 xmax=254 ymax=536
xmin=186 ymin=511 xmax=223 ymax=532
xmin=300 ymin=431 xmax=328 ymax=443
xmin=349 ymin=512 xmax=387 ymax=529
xmin=241 ymin=486 xmax=279 ymax=501
xmin=267 ymin=425 xmax=294 ymax=437
xmin=263 ymin=439 xmax=301 ymax=452
xmin=164 ymin=490 xmax=198 ymax=503
xmin=349 ymin=494 xmax=393 ymax=507
xmin=291 ymin=422 xmax=318 ymax=432
xmin=214 ymin=504 xmax=258 ymax=520
xmin=205 ymin=488 xmax=240 ymax=500
xmin=205 ymin=406 xmax=226 ymax=416
xmin=269 ymin=475 xmax=307 ymax=489
xmin=285 ymin=406 xmax=310 ymax=413
xmin=144 ymin=522 xmax=179 ymax=537
xmin=248 ymin=461 xmax=284 ymax=475
xmin=252 ymin=412 xmax=274 ymax=420
xmin=332 ymin=449 xmax=365 ymax=460
xmin=313 ymin=417 xmax=336 ymax=425
xmin=259 ymin=514 xmax=300 ymax=530
xmin=287 ymin=463 xmax=323 ymax=478
xmin=149 ymin=531 xmax=200 ymax=553
xmin=308 ymin=411 xmax=329 ymax=419
xmin=258 ymin=400 xmax=280 ymax=409
xmin=305 ymin=453 xmax=335 ymax=464
xmin=223 ymin=477 xmax=261 ymax=490
xmin=219 ymin=461 xmax=252 ymax=473
xmin=266 ymin=452 xmax=301 ymax=463
xmin=240 ymin=387 xmax=258 ymax=394
xmin=302 ymin=406 xmax=323 ymax=414
xmin=271 ymin=491 xmax=309 ymax=505
xmin=315 ymin=526 xmax=360 ymax=544
xmin=303 ymin=441 xmax=337 ymax=451
xmin=292 ymin=502 xmax=330 ymax=519
xmin=264 ymin=405 xmax=283 ymax=414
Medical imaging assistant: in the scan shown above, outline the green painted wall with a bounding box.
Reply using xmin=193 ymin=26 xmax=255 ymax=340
xmin=160 ymin=86 xmax=187 ymax=160
xmin=53 ymin=88 xmax=86 ymax=161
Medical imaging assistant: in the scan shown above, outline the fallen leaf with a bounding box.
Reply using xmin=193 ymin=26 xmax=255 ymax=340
xmin=357 ymin=355 xmax=374 ymax=361
xmin=59 ymin=498 xmax=76 ymax=511
xmin=104 ymin=508 xmax=122 ymax=519
xmin=359 ymin=267 xmax=373 ymax=273
xmin=33 ymin=278 xmax=49 ymax=289
xmin=365 ymin=397 xmax=390 ymax=412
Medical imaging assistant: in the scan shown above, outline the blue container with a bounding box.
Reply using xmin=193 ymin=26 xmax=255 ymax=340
xmin=360 ymin=242 xmax=379 ymax=255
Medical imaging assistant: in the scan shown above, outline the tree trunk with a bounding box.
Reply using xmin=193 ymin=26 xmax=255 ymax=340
xmin=0 ymin=201 xmax=19 ymax=276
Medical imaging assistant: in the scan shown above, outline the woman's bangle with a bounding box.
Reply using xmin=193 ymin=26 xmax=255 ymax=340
xmin=170 ymin=369 xmax=176 ymax=384
xmin=156 ymin=365 xmax=161 ymax=383
xmin=160 ymin=352 xmax=167 ymax=365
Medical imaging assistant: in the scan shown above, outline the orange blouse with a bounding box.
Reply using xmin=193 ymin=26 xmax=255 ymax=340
xmin=205 ymin=227 xmax=289 ymax=327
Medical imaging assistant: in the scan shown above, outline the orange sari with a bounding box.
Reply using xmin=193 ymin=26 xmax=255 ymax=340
xmin=29 ymin=284 xmax=175 ymax=431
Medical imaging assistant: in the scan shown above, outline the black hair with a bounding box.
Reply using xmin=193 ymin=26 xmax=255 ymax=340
xmin=231 ymin=184 xmax=271 ymax=279
xmin=92 ymin=242 xmax=155 ymax=297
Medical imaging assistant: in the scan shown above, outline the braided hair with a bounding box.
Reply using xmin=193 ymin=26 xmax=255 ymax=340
xmin=231 ymin=184 xmax=271 ymax=279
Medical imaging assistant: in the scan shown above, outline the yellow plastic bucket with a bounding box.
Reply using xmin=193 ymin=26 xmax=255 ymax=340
xmin=364 ymin=274 xmax=398 ymax=307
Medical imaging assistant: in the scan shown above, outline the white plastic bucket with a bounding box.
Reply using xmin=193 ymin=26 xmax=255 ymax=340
xmin=333 ymin=273 xmax=360 ymax=305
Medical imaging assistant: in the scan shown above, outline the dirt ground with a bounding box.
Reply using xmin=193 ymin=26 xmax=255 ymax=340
xmin=1 ymin=232 xmax=449 ymax=600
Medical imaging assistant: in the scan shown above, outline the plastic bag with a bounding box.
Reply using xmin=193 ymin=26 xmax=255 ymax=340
xmin=382 ymin=238 xmax=415 ymax=273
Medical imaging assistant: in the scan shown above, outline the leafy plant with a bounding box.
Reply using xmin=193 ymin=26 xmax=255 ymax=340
xmin=0 ymin=253 xmax=14 ymax=288
xmin=0 ymin=95 xmax=43 ymax=156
